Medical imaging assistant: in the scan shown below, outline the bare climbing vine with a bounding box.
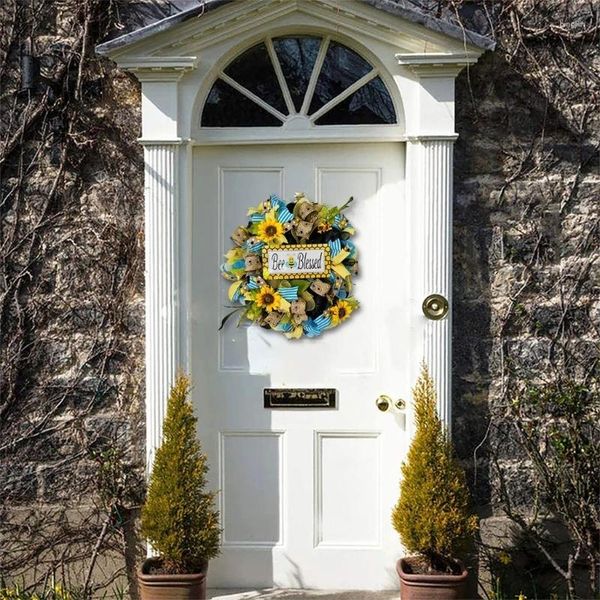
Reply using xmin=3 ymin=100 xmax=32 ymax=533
xmin=433 ymin=1 xmax=600 ymax=598
xmin=0 ymin=0 xmax=150 ymax=596
xmin=1 ymin=0 xmax=599 ymax=598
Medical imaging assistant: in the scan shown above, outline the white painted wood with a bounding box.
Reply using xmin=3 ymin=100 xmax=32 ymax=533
xmin=300 ymin=36 xmax=330 ymax=116
xmin=407 ymin=138 xmax=454 ymax=428
xmin=266 ymin=37 xmax=296 ymax=116
xmin=144 ymin=143 xmax=181 ymax=467
xmin=192 ymin=143 xmax=410 ymax=590
xmin=194 ymin=125 xmax=407 ymax=145
xmin=309 ymin=69 xmax=378 ymax=123
xmin=396 ymin=53 xmax=479 ymax=67
xmin=219 ymin=72 xmax=287 ymax=122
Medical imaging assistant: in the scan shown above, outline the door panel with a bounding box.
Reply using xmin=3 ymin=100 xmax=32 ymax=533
xmin=192 ymin=143 xmax=408 ymax=589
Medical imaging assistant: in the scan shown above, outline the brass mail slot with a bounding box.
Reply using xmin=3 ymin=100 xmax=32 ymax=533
xmin=264 ymin=388 xmax=337 ymax=409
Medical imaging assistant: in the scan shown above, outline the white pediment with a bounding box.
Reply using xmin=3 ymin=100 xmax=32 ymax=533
xmin=98 ymin=0 xmax=487 ymax=66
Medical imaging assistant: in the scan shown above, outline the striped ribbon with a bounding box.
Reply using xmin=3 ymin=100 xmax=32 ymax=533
xmin=277 ymin=321 xmax=293 ymax=332
xmin=343 ymin=239 xmax=356 ymax=257
xmin=276 ymin=205 xmax=294 ymax=223
xmin=270 ymin=194 xmax=286 ymax=208
xmin=278 ymin=286 xmax=299 ymax=301
xmin=244 ymin=240 xmax=264 ymax=253
xmin=314 ymin=314 xmax=332 ymax=329
xmin=250 ymin=213 xmax=265 ymax=223
xmin=303 ymin=314 xmax=332 ymax=337
xmin=328 ymin=239 xmax=342 ymax=257
xmin=333 ymin=214 xmax=343 ymax=229
xmin=270 ymin=195 xmax=294 ymax=223
xmin=247 ymin=277 xmax=260 ymax=290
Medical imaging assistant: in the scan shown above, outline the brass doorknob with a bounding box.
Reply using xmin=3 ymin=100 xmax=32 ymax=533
xmin=376 ymin=395 xmax=405 ymax=412
xmin=422 ymin=294 xmax=449 ymax=320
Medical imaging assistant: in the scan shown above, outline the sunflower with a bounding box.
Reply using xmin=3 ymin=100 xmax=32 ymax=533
xmin=257 ymin=211 xmax=287 ymax=246
xmin=255 ymin=285 xmax=284 ymax=313
xmin=329 ymin=299 xmax=353 ymax=325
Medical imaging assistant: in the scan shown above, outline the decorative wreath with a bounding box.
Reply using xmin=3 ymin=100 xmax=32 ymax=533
xmin=220 ymin=193 xmax=359 ymax=339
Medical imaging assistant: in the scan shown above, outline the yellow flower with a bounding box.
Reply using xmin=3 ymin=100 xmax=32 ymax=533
xmin=257 ymin=212 xmax=286 ymax=246
xmin=329 ymin=299 xmax=353 ymax=325
xmin=255 ymin=286 xmax=284 ymax=313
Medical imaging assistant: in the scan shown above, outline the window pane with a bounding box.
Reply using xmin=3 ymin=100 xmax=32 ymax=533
xmin=223 ymin=42 xmax=287 ymax=114
xmin=201 ymin=79 xmax=283 ymax=127
xmin=309 ymin=41 xmax=372 ymax=115
xmin=315 ymin=76 xmax=396 ymax=125
xmin=273 ymin=36 xmax=321 ymax=112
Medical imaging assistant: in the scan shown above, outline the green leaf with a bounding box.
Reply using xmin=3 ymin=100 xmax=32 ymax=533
xmin=218 ymin=308 xmax=243 ymax=331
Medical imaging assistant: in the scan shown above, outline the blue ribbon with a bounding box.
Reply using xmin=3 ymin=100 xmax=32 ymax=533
xmin=269 ymin=194 xmax=294 ymax=224
xmin=276 ymin=321 xmax=293 ymax=332
xmin=270 ymin=194 xmax=286 ymax=208
xmin=276 ymin=205 xmax=294 ymax=223
xmin=334 ymin=214 xmax=352 ymax=230
xmin=250 ymin=213 xmax=265 ymax=223
xmin=303 ymin=314 xmax=332 ymax=337
xmin=247 ymin=277 xmax=260 ymax=290
xmin=232 ymin=286 xmax=245 ymax=304
xmin=343 ymin=240 xmax=356 ymax=258
xmin=328 ymin=239 xmax=342 ymax=257
xmin=244 ymin=240 xmax=264 ymax=253
xmin=278 ymin=286 xmax=299 ymax=301
xmin=314 ymin=314 xmax=332 ymax=329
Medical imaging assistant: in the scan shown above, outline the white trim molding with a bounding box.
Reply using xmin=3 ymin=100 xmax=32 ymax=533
xmin=396 ymin=52 xmax=479 ymax=74
xmin=144 ymin=143 xmax=181 ymax=468
xmin=408 ymin=138 xmax=454 ymax=428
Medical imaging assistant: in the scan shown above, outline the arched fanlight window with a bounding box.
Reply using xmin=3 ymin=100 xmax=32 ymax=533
xmin=202 ymin=36 xmax=397 ymax=127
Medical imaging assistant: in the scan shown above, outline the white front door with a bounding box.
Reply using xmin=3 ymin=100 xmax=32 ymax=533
xmin=192 ymin=142 xmax=409 ymax=590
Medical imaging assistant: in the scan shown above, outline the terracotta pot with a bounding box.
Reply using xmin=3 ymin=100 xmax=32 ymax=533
xmin=396 ymin=557 xmax=468 ymax=600
xmin=138 ymin=558 xmax=208 ymax=600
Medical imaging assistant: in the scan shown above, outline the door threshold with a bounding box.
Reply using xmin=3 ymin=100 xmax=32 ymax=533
xmin=208 ymin=590 xmax=399 ymax=599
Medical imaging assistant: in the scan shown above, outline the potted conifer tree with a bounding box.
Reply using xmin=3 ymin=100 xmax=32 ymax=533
xmin=392 ymin=365 xmax=477 ymax=600
xmin=139 ymin=373 xmax=220 ymax=600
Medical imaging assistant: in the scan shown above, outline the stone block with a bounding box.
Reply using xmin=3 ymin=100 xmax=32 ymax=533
xmin=0 ymin=463 xmax=38 ymax=504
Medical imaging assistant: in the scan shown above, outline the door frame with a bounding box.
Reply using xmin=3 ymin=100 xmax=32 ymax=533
xmin=97 ymin=0 xmax=488 ymax=474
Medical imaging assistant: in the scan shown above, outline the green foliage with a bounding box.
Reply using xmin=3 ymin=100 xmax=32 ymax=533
xmin=505 ymin=379 xmax=600 ymax=599
xmin=141 ymin=373 xmax=220 ymax=573
xmin=0 ymin=580 xmax=126 ymax=600
xmin=0 ymin=583 xmax=72 ymax=600
xmin=0 ymin=578 xmax=80 ymax=600
xmin=391 ymin=365 xmax=477 ymax=569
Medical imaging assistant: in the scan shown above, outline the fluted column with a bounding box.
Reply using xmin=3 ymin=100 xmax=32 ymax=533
xmin=410 ymin=137 xmax=454 ymax=428
xmin=144 ymin=142 xmax=180 ymax=468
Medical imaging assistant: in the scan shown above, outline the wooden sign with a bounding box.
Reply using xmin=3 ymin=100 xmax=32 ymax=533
xmin=264 ymin=388 xmax=337 ymax=408
xmin=262 ymin=244 xmax=331 ymax=280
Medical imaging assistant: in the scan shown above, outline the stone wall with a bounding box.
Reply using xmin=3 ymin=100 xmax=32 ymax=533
xmin=452 ymin=2 xmax=599 ymax=595
xmin=0 ymin=0 xmax=598 ymax=597
xmin=0 ymin=1 xmax=147 ymax=595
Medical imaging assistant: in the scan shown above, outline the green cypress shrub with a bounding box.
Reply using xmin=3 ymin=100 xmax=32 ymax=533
xmin=392 ymin=364 xmax=477 ymax=572
xmin=141 ymin=373 xmax=220 ymax=574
